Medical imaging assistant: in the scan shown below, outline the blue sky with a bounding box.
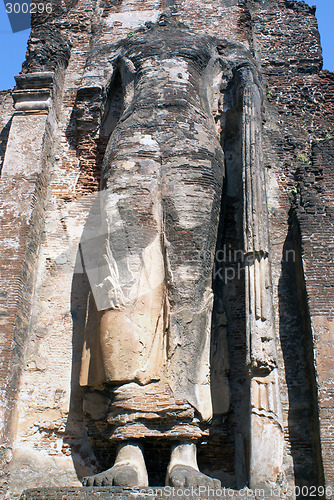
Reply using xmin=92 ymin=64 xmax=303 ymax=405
xmin=0 ymin=0 xmax=333 ymax=90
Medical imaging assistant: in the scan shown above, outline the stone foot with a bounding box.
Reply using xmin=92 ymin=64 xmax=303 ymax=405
xmin=167 ymin=464 xmax=221 ymax=488
xmin=166 ymin=442 xmax=221 ymax=488
xmin=82 ymin=441 xmax=148 ymax=487
xmin=82 ymin=463 xmax=142 ymax=486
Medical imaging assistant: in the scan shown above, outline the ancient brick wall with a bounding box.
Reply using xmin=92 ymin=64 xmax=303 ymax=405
xmin=248 ymin=0 xmax=334 ymax=489
xmin=0 ymin=0 xmax=333 ymax=498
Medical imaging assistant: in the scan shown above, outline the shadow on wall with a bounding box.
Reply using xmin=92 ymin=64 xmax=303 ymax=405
xmin=278 ymin=209 xmax=324 ymax=493
xmin=65 ymin=261 xmax=95 ymax=480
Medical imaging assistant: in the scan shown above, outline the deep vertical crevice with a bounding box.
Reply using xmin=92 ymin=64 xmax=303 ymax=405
xmin=222 ymin=86 xmax=249 ymax=489
xmin=98 ymin=67 xmax=125 ymax=190
xmin=100 ymin=68 xmax=124 ymax=139
xmin=278 ymin=208 xmax=324 ymax=494
xmin=67 ymin=66 xmax=125 ymax=195
xmin=207 ymin=76 xmax=249 ymax=487
xmin=290 ymin=209 xmax=325 ymax=494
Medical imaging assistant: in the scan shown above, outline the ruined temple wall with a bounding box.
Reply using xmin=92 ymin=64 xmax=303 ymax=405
xmin=6 ymin=2 xmax=257 ymax=495
xmin=0 ymin=2 xmax=97 ymax=496
xmin=249 ymin=0 xmax=334 ymax=487
xmin=0 ymin=0 xmax=333 ymax=497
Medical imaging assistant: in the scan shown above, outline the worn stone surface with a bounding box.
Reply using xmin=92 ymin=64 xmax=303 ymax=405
xmin=0 ymin=0 xmax=333 ymax=498
xmin=73 ymin=22 xmax=283 ymax=491
xmin=22 ymin=26 xmax=72 ymax=74
xmin=79 ymin=24 xmax=256 ymax=446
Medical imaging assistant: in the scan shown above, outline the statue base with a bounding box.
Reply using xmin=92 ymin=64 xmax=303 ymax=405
xmin=20 ymin=486 xmax=280 ymax=499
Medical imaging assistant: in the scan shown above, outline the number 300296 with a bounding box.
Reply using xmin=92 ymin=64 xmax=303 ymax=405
xmin=5 ymin=3 xmax=52 ymax=14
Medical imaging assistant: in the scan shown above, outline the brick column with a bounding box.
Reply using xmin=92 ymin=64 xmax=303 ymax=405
xmin=0 ymin=71 xmax=57 ymax=491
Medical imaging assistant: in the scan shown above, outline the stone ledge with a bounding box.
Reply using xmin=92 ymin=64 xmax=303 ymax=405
xmin=20 ymin=487 xmax=281 ymax=500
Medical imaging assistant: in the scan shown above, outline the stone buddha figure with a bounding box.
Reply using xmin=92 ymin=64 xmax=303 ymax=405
xmin=78 ymin=15 xmax=283 ymax=490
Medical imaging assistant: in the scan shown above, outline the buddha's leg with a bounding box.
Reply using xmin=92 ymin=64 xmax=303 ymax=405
xmin=161 ymin=128 xmax=224 ymax=486
xmin=96 ymin=128 xmax=166 ymax=385
xmin=82 ymin=128 xmax=165 ymax=486
xmin=97 ymin=281 xmax=166 ymax=387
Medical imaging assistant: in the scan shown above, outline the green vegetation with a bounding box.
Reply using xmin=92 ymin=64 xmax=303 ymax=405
xmin=267 ymin=89 xmax=273 ymax=101
xmin=297 ymin=152 xmax=312 ymax=166
xmin=127 ymin=31 xmax=139 ymax=38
